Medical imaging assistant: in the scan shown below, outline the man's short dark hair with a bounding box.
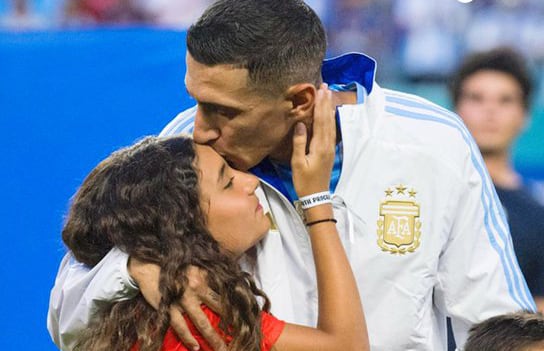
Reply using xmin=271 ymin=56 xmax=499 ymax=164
xmin=450 ymin=47 xmax=533 ymax=109
xmin=186 ymin=0 xmax=326 ymax=95
xmin=464 ymin=311 xmax=544 ymax=351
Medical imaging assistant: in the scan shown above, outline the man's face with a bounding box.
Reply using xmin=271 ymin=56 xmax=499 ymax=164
xmin=185 ymin=53 xmax=296 ymax=171
xmin=456 ymin=70 xmax=527 ymax=156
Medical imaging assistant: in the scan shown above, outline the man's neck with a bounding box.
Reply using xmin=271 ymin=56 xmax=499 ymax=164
xmin=269 ymin=90 xmax=356 ymax=166
xmin=333 ymin=90 xmax=358 ymax=106
xmin=483 ymin=152 xmax=521 ymax=190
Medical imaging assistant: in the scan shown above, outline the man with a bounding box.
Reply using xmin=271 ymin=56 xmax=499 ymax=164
xmin=450 ymin=47 xmax=544 ymax=312
xmin=464 ymin=311 xmax=544 ymax=351
xmin=48 ymin=1 xmax=535 ymax=350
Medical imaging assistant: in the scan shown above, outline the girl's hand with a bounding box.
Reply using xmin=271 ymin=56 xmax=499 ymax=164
xmin=291 ymin=84 xmax=336 ymax=198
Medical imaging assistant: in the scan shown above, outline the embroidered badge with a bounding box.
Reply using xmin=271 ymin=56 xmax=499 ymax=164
xmin=377 ymin=184 xmax=421 ymax=254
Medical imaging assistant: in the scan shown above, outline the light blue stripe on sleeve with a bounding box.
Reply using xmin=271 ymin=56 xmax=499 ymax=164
xmin=384 ymin=93 xmax=536 ymax=311
xmin=172 ymin=117 xmax=195 ymax=135
xmin=160 ymin=106 xmax=196 ymax=137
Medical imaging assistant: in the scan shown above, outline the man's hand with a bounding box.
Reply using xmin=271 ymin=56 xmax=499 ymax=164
xmin=128 ymin=258 xmax=226 ymax=351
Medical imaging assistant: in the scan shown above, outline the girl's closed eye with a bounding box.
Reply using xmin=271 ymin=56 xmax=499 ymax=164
xmin=224 ymin=176 xmax=235 ymax=189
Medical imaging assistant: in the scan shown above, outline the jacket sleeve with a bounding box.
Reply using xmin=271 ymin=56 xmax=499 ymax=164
xmin=47 ymin=248 xmax=139 ymax=350
xmin=433 ymin=147 xmax=536 ymax=348
xmin=159 ymin=106 xmax=196 ymax=137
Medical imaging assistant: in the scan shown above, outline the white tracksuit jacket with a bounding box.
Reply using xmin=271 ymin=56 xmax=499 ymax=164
xmin=246 ymin=85 xmax=535 ymax=350
xmin=48 ymin=82 xmax=534 ymax=351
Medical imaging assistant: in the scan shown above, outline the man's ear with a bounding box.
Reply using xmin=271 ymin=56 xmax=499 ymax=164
xmin=285 ymin=83 xmax=317 ymax=122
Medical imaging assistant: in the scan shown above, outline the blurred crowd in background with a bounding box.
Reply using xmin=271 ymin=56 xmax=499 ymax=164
xmin=2 ymin=0 xmax=544 ymax=83
xmin=1 ymin=0 xmax=543 ymax=167
xmin=2 ymin=0 xmax=544 ymax=94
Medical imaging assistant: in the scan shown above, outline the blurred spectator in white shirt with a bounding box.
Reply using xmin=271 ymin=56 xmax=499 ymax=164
xmin=393 ymin=0 xmax=469 ymax=80
xmin=133 ymin=0 xmax=211 ymax=29
xmin=134 ymin=0 xmax=328 ymax=30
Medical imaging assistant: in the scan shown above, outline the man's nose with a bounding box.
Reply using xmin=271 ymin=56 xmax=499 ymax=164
xmin=193 ymin=109 xmax=220 ymax=144
xmin=482 ymin=98 xmax=499 ymax=118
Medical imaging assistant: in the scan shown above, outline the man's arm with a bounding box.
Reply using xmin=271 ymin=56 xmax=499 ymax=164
xmin=47 ymin=248 xmax=138 ymax=350
xmin=128 ymin=259 xmax=227 ymax=351
xmin=47 ymin=249 xmax=227 ymax=351
xmin=435 ymin=151 xmax=536 ymax=348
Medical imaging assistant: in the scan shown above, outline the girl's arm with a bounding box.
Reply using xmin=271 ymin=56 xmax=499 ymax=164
xmin=273 ymin=85 xmax=369 ymax=351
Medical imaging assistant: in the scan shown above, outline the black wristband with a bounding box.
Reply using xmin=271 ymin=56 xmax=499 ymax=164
xmin=305 ymin=218 xmax=337 ymax=227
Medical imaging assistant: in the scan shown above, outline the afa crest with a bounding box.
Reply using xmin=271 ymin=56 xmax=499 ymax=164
xmin=377 ymin=184 xmax=421 ymax=255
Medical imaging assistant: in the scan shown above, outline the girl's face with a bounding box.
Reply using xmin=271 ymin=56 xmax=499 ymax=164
xmin=195 ymin=144 xmax=271 ymax=256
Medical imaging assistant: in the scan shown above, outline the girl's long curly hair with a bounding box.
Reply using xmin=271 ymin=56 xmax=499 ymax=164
xmin=62 ymin=135 xmax=270 ymax=351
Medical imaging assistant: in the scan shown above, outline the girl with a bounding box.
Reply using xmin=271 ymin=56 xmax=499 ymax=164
xmin=62 ymin=88 xmax=368 ymax=351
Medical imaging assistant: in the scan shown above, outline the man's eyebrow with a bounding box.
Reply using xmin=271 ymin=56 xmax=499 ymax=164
xmin=185 ymin=83 xmax=245 ymax=112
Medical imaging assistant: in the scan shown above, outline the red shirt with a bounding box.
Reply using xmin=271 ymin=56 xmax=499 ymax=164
xmin=131 ymin=306 xmax=285 ymax=351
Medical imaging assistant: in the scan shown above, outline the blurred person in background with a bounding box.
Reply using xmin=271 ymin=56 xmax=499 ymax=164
xmin=327 ymin=0 xmax=395 ymax=79
xmin=451 ymin=47 xmax=544 ymax=313
xmin=135 ymin=0 xmax=212 ymax=29
xmin=62 ymin=0 xmax=149 ymax=26
xmin=136 ymin=0 xmax=327 ymax=31
xmin=393 ymin=0 xmax=469 ymax=81
xmin=464 ymin=0 xmax=544 ymax=63
xmin=0 ymin=0 xmax=46 ymax=29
